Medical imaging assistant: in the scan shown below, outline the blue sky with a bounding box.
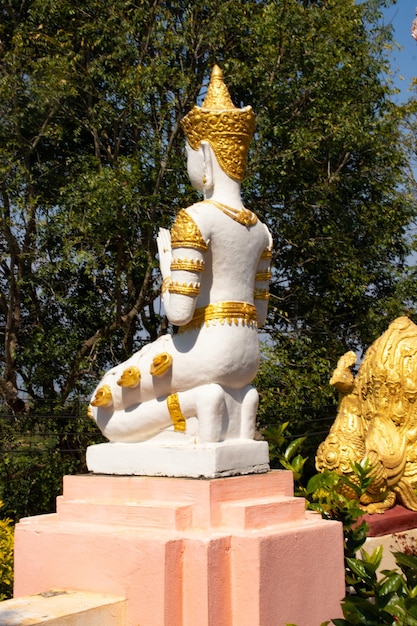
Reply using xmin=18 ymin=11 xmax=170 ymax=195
xmin=383 ymin=1 xmax=417 ymax=101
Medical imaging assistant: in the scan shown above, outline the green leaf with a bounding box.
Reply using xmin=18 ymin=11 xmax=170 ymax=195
xmin=284 ymin=436 xmax=307 ymax=461
xmin=378 ymin=572 xmax=403 ymax=596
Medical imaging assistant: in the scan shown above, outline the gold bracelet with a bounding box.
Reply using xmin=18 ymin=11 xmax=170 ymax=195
xmin=170 ymin=258 xmax=205 ymax=273
xmin=168 ymin=282 xmax=200 ymax=297
xmin=166 ymin=393 xmax=186 ymax=432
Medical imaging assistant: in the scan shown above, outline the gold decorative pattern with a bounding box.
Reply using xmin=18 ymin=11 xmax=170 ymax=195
xmin=179 ymin=301 xmax=258 ymax=333
xmin=170 ymin=258 xmax=205 ymax=273
xmin=161 ymin=276 xmax=172 ymax=294
xmin=171 ymin=209 xmax=208 ymax=251
xmin=150 ymin=352 xmax=173 ymax=377
xmin=255 ymin=270 xmax=272 ymax=282
xmin=180 ymin=65 xmax=256 ymax=182
xmin=316 ymin=317 xmax=417 ymax=513
xmin=254 ymin=289 xmax=270 ymax=300
xmin=168 ymin=282 xmax=200 ymax=297
xmin=117 ymin=366 xmax=141 ymax=388
xmin=260 ymin=248 xmax=273 ymax=260
xmin=91 ymin=385 xmax=113 ymax=407
xmin=202 ymin=199 xmax=257 ymax=226
xmin=166 ymin=393 xmax=186 ymax=432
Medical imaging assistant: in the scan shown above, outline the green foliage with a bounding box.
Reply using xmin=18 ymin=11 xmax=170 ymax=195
xmin=256 ymin=342 xmax=337 ymax=474
xmin=263 ymin=421 xmax=308 ymax=482
xmin=304 ymin=466 xmax=371 ymax=557
xmin=332 ymin=550 xmax=417 ymax=625
xmin=0 ymin=501 xmax=14 ymax=601
xmin=0 ymin=408 xmax=103 ymax=521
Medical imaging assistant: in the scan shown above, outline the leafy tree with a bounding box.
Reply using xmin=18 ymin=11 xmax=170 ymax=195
xmin=248 ymin=0 xmax=416 ymax=431
xmin=0 ymin=501 xmax=13 ymax=600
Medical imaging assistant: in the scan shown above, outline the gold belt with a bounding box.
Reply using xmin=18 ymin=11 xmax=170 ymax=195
xmin=179 ymin=301 xmax=258 ymax=333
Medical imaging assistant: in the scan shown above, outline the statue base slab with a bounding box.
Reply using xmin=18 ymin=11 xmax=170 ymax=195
xmin=14 ymin=472 xmax=344 ymax=626
xmin=361 ymin=505 xmax=417 ymax=537
xmin=86 ymin=439 xmax=270 ymax=478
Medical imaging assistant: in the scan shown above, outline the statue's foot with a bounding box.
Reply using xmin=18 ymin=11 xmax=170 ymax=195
xmin=178 ymin=383 xmax=258 ymax=443
xmin=361 ymin=490 xmax=396 ymax=514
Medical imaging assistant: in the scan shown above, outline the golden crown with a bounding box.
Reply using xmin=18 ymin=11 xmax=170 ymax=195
xmin=180 ymin=65 xmax=256 ymax=182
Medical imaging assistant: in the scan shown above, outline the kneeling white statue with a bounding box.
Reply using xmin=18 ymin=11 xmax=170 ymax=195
xmin=88 ymin=66 xmax=272 ymax=471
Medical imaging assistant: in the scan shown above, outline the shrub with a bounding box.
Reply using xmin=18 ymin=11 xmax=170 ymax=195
xmin=0 ymin=501 xmax=14 ymax=600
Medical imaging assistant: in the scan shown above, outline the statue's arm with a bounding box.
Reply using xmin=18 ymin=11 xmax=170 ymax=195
xmin=254 ymin=227 xmax=273 ymax=327
xmin=157 ymin=210 xmax=208 ymax=326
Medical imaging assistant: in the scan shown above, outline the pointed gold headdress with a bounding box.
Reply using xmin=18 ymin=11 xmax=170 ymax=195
xmin=180 ymin=65 xmax=256 ymax=182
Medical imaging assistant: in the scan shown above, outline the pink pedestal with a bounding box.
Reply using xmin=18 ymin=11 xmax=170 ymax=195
xmin=14 ymin=471 xmax=344 ymax=626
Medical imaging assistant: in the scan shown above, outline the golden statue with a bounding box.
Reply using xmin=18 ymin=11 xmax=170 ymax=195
xmin=316 ymin=316 xmax=417 ymax=513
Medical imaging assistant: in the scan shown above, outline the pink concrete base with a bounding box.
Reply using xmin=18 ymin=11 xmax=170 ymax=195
xmin=14 ymin=471 xmax=344 ymax=626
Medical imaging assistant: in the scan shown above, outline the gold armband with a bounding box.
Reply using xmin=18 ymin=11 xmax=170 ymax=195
xmin=254 ymin=289 xmax=270 ymax=300
xmin=168 ymin=282 xmax=200 ymax=297
xmin=166 ymin=393 xmax=186 ymax=432
xmin=171 ymin=210 xmax=208 ymax=251
xmin=255 ymin=270 xmax=272 ymax=282
xmin=170 ymin=258 xmax=205 ymax=273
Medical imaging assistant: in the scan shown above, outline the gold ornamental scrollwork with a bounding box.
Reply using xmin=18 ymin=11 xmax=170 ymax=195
xmin=180 ymin=65 xmax=256 ymax=182
xmin=316 ymin=317 xmax=417 ymax=513
xmin=171 ymin=210 xmax=208 ymax=252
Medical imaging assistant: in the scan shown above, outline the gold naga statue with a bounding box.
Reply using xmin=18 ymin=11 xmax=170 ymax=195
xmin=316 ymin=316 xmax=417 ymax=513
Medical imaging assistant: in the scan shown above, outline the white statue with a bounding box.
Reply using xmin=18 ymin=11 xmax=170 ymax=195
xmin=88 ymin=66 xmax=272 ymax=446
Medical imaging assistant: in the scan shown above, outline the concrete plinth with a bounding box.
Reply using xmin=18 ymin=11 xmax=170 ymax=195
xmin=14 ymin=471 xmax=344 ymax=626
xmin=86 ymin=439 xmax=270 ymax=478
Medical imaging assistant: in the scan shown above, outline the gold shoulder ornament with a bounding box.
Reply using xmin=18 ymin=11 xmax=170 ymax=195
xmin=171 ymin=209 xmax=208 ymax=252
